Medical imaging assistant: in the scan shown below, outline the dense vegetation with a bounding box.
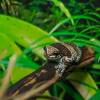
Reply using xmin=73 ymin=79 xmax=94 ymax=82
xmin=0 ymin=0 xmax=100 ymax=100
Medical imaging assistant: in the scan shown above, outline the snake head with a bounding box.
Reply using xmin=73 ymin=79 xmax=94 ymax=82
xmin=44 ymin=42 xmax=82 ymax=64
xmin=44 ymin=45 xmax=62 ymax=62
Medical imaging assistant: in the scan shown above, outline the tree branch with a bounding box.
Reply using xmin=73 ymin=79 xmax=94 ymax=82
xmin=6 ymin=46 xmax=94 ymax=100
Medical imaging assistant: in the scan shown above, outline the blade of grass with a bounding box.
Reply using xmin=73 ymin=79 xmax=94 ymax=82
xmin=49 ymin=15 xmax=99 ymax=34
xmin=51 ymin=0 xmax=74 ymax=25
xmin=67 ymin=71 xmax=97 ymax=100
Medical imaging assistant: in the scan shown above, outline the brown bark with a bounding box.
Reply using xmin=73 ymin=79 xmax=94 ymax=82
xmin=6 ymin=46 xmax=94 ymax=99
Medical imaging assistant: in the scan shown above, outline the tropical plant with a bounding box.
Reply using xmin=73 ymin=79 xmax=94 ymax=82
xmin=0 ymin=0 xmax=100 ymax=100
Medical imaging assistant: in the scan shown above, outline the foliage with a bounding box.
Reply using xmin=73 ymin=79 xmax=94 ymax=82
xmin=0 ymin=0 xmax=100 ymax=100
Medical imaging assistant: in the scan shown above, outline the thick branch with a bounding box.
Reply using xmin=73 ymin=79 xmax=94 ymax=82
xmin=6 ymin=46 xmax=94 ymax=99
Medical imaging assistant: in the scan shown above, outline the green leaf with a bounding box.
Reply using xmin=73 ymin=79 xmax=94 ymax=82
xmin=51 ymin=0 xmax=74 ymax=25
xmin=92 ymin=64 xmax=100 ymax=69
xmin=52 ymin=30 xmax=93 ymax=39
xmin=0 ymin=32 xmax=21 ymax=59
xmin=0 ymin=14 xmax=58 ymax=59
xmin=0 ymin=55 xmax=40 ymax=83
xmin=50 ymin=82 xmax=84 ymax=100
xmin=0 ymin=70 xmax=5 ymax=85
xmin=59 ymin=82 xmax=84 ymax=100
xmin=11 ymin=66 xmax=34 ymax=83
xmin=89 ymin=90 xmax=100 ymax=100
xmin=49 ymin=15 xmax=99 ymax=34
xmin=16 ymin=55 xmax=39 ymax=69
xmin=67 ymin=71 xmax=97 ymax=100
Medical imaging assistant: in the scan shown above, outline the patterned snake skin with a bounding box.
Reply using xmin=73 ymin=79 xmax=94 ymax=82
xmin=44 ymin=42 xmax=82 ymax=77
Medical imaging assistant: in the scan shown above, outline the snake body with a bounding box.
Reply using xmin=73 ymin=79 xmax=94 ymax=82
xmin=44 ymin=42 xmax=82 ymax=77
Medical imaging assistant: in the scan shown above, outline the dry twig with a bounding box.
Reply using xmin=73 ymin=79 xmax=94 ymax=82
xmin=0 ymin=54 xmax=17 ymax=99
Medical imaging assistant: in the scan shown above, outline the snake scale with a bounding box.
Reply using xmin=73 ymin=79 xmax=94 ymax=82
xmin=44 ymin=42 xmax=82 ymax=77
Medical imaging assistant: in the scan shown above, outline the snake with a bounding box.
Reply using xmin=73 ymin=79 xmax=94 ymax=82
xmin=44 ymin=42 xmax=82 ymax=77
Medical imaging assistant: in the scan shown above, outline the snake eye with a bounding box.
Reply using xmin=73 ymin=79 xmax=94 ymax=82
xmin=53 ymin=52 xmax=62 ymax=59
xmin=53 ymin=52 xmax=59 ymax=55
